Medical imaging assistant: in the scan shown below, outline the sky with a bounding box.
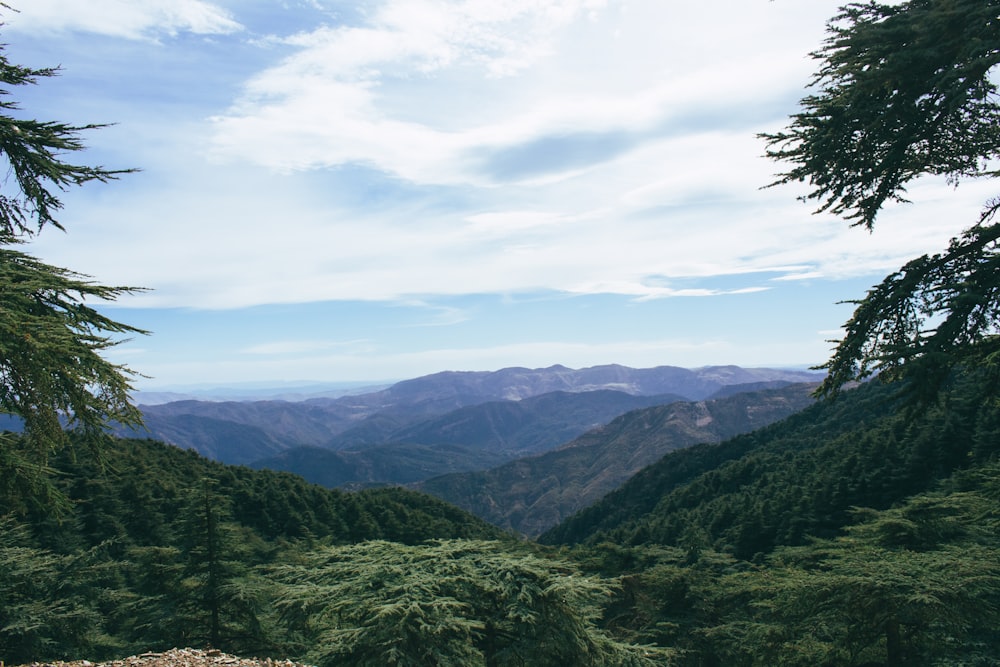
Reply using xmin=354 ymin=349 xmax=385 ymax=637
xmin=5 ymin=0 xmax=992 ymax=390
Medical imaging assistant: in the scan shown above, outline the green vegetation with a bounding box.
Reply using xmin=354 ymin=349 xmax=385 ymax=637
xmin=762 ymin=0 xmax=1000 ymax=398
xmin=540 ymin=372 xmax=996 ymax=556
xmin=4 ymin=1 xmax=1000 ymax=666
xmin=6 ymin=376 xmax=1000 ymax=666
xmin=762 ymin=0 xmax=1000 ymax=230
xmin=0 ymin=434 xmax=670 ymax=664
xmin=0 ymin=23 xmax=145 ymax=513
xmin=0 ymin=435 xmax=508 ymax=662
xmin=578 ymin=464 xmax=1000 ymax=666
xmin=270 ymin=539 xmax=669 ymax=666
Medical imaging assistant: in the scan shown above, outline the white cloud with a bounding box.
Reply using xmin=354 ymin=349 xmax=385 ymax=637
xmin=28 ymin=155 xmax=984 ymax=311
xmin=207 ymin=0 xmax=829 ymax=185
xmin=18 ymin=0 xmax=985 ymax=313
xmin=395 ymin=301 xmax=471 ymax=327
xmin=13 ymin=0 xmax=984 ymax=388
xmin=6 ymin=0 xmax=242 ymax=39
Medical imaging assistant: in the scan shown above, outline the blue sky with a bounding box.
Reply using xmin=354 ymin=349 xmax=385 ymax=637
xmin=7 ymin=0 xmax=990 ymax=389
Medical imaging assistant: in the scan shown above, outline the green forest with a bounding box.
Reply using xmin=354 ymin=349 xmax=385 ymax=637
xmin=3 ymin=1 xmax=1000 ymax=666
xmin=3 ymin=368 xmax=1000 ymax=666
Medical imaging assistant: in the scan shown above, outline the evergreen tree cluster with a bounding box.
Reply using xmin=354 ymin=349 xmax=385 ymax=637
xmin=269 ymin=539 xmax=670 ymax=666
xmin=542 ymin=370 xmax=999 ymax=559
xmin=6 ymin=368 xmax=1000 ymax=666
xmin=545 ymin=367 xmax=1000 ymax=665
xmin=0 ymin=435 xmax=513 ymax=663
xmin=574 ymin=460 xmax=1000 ymax=666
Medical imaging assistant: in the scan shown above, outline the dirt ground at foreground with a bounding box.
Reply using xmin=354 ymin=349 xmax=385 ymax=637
xmin=9 ymin=648 xmax=313 ymax=667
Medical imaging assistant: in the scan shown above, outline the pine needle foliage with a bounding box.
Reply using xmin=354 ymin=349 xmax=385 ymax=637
xmin=0 ymin=13 xmax=146 ymax=512
xmin=816 ymin=210 xmax=1000 ymax=398
xmin=763 ymin=0 xmax=1000 ymax=398
xmin=0 ymin=17 xmax=133 ymax=238
xmin=0 ymin=245 xmax=146 ymax=453
xmin=270 ymin=539 xmax=672 ymax=667
xmin=0 ymin=517 xmax=125 ymax=663
xmin=734 ymin=483 xmax=1000 ymax=666
xmin=762 ymin=0 xmax=1000 ymax=230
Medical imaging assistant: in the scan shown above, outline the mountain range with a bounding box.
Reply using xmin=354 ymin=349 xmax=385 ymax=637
xmin=116 ymin=364 xmax=823 ymax=534
xmin=415 ymin=383 xmax=817 ymax=536
xmin=537 ymin=370 xmax=1000 ymax=561
xmin=124 ymin=364 xmax=820 ymax=466
xmin=248 ymin=389 xmax=685 ymax=487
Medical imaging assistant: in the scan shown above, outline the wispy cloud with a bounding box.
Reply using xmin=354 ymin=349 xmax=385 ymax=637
xmin=6 ymin=0 xmax=242 ymax=39
xmin=395 ymin=301 xmax=471 ymax=327
xmin=9 ymin=0 xmax=988 ymax=386
xmin=205 ymin=0 xmax=815 ymax=186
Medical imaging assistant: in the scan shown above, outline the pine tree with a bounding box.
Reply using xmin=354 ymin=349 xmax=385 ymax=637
xmin=762 ymin=0 xmax=1000 ymax=397
xmin=175 ymin=478 xmax=269 ymax=653
xmin=270 ymin=539 xmax=672 ymax=666
xmin=713 ymin=485 xmax=1000 ymax=666
xmin=0 ymin=12 xmax=146 ymax=513
xmin=0 ymin=518 xmax=117 ymax=663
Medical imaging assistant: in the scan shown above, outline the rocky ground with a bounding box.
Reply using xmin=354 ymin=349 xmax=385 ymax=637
xmin=11 ymin=648 xmax=313 ymax=667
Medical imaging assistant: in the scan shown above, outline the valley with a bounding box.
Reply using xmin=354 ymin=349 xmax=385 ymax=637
xmin=122 ymin=364 xmax=821 ymax=531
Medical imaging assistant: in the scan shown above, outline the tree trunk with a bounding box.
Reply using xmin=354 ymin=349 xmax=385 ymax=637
xmin=885 ymin=617 xmax=902 ymax=667
xmin=205 ymin=485 xmax=221 ymax=648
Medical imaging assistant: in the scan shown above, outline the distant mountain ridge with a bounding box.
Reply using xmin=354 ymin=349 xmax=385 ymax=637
xmin=414 ymin=383 xmax=818 ymax=536
xmin=122 ymin=364 xmax=823 ymax=466
xmin=251 ymin=389 xmax=687 ymax=487
xmin=133 ymin=382 xmax=392 ymax=405
xmin=328 ymin=389 xmax=686 ymax=455
xmin=363 ymin=364 xmax=820 ymax=406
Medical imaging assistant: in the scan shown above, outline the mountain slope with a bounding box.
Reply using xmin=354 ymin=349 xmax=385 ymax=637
xmin=23 ymin=435 xmax=504 ymax=553
xmin=123 ymin=365 xmax=823 ymax=465
xmin=253 ymin=391 xmax=684 ymax=487
xmin=1 ymin=435 xmax=509 ymax=663
xmin=134 ymin=413 xmax=286 ymax=465
xmin=123 ymin=398 xmax=365 ymax=452
xmin=415 ymin=383 xmax=818 ymax=536
xmin=539 ymin=372 xmax=1000 ymax=559
xmin=383 ymin=390 xmax=685 ymax=456
xmin=250 ymin=442 xmax=512 ymax=489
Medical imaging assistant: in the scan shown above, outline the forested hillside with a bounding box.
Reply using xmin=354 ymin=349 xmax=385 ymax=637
xmin=27 ymin=435 xmax=503 ymax=550
xmin=0 ymin=433 xmax=667 ymax=666
xmin=417 ymin=383 xmax=816 ymax=536
xmin=542 ymin=372 xmax=998 ymax=556
xmin=8 ymin=371 xmax=1000 ymax=666
xmin=0 ymin=434 xmax=501 ymax=659
xmin=7 ymin=369 xmax=1000 ymax=666
xmin=570 ymin=456 xmax=1000 ymax=666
